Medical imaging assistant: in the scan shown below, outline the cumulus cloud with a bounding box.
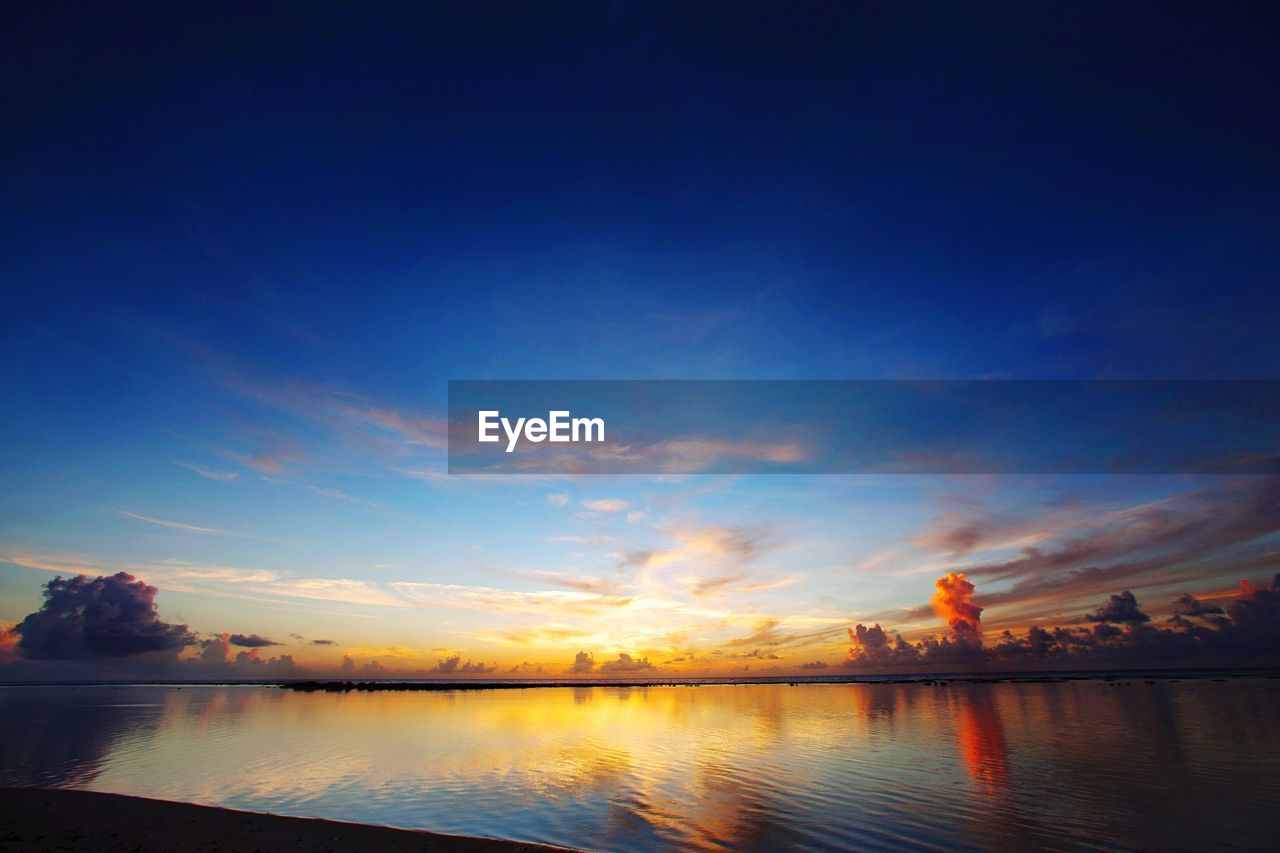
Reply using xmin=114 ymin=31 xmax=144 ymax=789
xmin=1229 ymin=575 xmax=1280 ymax=646
xmin=230 ymin=649 xmax=300 ymax=674
xmin=932 ymin=572 xmax=983 ymax=637
xmin=200 ymin=633 xmax=231 ymax=664
xmin=228 ymin=633 xmax=282 ymax=647
xmin=13 ymin=573 xmax=195 ymax=660
xmin=428 ymin=654 xmax=496 ymax=674
xmin=845 ymin=623 xmax=923 ymax=668
xmin=598 ymin=652 xmax=654 ymax=673
xmin=1086 ymin=591 xmax=1150 ymax=623
xmin=568 ymin=651 xmax=596 ymax=673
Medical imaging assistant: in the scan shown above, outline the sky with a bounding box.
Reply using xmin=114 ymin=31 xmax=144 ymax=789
xmin=2 ymin=2 xmax=1279 ymax=679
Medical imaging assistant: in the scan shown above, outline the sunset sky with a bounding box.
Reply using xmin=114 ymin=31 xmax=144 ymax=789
xmin=3 ymin=3 xmax=1278 ymax=678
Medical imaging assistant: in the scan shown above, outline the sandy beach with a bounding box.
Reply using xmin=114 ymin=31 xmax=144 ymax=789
xmin=0 ymin=788 xmax=572 ymax=852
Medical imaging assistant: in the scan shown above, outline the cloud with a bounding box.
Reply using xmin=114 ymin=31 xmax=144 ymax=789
xmin=690 ymin=572 xmax=803 ymax=598
xmin=845 ymin=623 xmax=924 ymax=668
xmin=714 ymin=647 xmax=781 ymax=661
xmin=174 ymin=461 xmax=239 ymax=483
xmin=338 ymin=404 xmax=447 ymax=449
xmin=799 ymin=660 xmax=830 ymax=670
xmin=224 ymin=430 xmax=305 ymax=475
xmin=1 ymin=549 xmax=404 ymax=610
xmin=1172 ymin=593 xmax=1224 ymax=618
xmin=949 ymin=478 xmax=1280 ymax=619
xmin=230 ymin=649 xmax=300 ymax=674
xmin=211 ymin=367 xmax=447 ymax=465
xmin=12 ymin=573 xmax=195 ymax=660
xmin=200 ymin=634 xmax=230 ymax=664
xmin=227 ymin=633 xmax=282 ymax=648
xmin=850 ymin=623 xmax=889 ymax=650
xmin=428 ymin=654 xmax=496 ymax=674
xmin=311 ymin=639 xmax=337 ymax=646
xmin=648 ymin=437 xmax=808 ymax=469
xmin=303 ymin=484 xmax=379 ymax=508
xmin=114 ymin=511 xmax=245 ymax=537
xmin=0 ymin=627 xmax=20 ymax=664
xmin=932 ymin=572 xmax=983 ymax=637
xmin=546 ymin=535 xmax=615 ymax=546
xmin=522 ymin=571 xmax=626 ymax=596
xmin=597 ymin=652 xmax=654 ymax=673
xmin=582 ymin=498 xmax=630 ymax=513
xmin=499 ymin=625 xmax=595 ymax=646
xmin=508 ymin=661 xmax=544 ymax=674
xmin=620 ymin=525 xmax=767 ymax=572
xmin=847 ymin=573 xmax=1280 ymax=672
xmin=391 ymin=580 xmax=631 ymax=617
xmin=546 ymin=494 xmax=570 ymax=507
xmin=1086 ymin=591 xmax=1150 ymax=623
xmin=721 ymin=617 xmax=845 ymax=652
xmin=568 ymin=651 xmax=595 ymax=673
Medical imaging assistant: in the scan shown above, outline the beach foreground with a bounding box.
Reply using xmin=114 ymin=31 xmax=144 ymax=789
xmin=0 ymin=788 xmax=571 ymax=853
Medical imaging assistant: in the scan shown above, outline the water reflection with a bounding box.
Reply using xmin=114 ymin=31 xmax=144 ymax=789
xmin=1 ymin=680 xmax=1278 ymax=850
xmin=953 ymin=689 xmax=1009 ymax=796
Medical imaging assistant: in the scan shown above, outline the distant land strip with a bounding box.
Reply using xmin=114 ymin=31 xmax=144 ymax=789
xmin=278 ymin=669 xmax=1280 ymax=692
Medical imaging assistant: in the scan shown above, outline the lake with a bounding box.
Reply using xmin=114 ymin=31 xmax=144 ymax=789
xmin=2 ymin=678 xmax=1277 ymax=850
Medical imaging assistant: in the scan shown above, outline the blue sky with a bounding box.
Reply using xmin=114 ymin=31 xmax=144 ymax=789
xmin=3 ymin=3 xmax=1279 ymax=676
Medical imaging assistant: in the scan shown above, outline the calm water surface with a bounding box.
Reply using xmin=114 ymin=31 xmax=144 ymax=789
xmin=2 ymin=679 xmax=1278 ymax=850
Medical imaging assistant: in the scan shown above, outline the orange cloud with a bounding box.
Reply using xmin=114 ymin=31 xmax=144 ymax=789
xmin=932 ymin=572 xmax=983 ymax=638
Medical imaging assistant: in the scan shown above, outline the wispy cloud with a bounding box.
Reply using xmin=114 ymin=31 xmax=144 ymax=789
xmin=620 ymin=525 xmax=768 ymax=572
xmin=390 ymin=580 xmax=632 ymax=617
xmin=546 ymin=535 xmax=615 ymax=546
xmin=114 ymin=511 xmax=249 ymax=537
xmin=888 ymin=477 xmax=1280 ymax=632
xmin=303 ymin=484 xmax=379 ymax=508
xmin=174 ymin=461 xmax=239 ymax=483
xmin=0 ymin=549 xmax=402 ymax=609
xmin=224 ymin=429 xmax=305 ymax=475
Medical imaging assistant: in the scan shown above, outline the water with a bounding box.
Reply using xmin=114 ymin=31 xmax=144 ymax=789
xmin=2 ymin=679 xmax=1278 ymax=850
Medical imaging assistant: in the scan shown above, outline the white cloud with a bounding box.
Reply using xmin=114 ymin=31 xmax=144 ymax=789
xmin=581 ymin=498 xmax=629 ymax=513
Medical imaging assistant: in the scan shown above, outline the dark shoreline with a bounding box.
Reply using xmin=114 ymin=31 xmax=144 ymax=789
xmin=280 ymin=667 xmax=1280 ymax=692
xmin=3 ymin=669 xmax=1279 ymax=691
xmin=0 ymin=788 xmax=572 ymax=852
xmin=1 ymin=666 xmax=1276 ymax=691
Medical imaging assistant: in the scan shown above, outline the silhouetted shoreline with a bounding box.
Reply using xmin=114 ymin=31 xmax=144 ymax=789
xmin=0 ymin=787 xmax=572 ymax=852
xmin=1 ymin=667 xmax=1277 ymax=691
xmin=277 ymin=667 xmax=1280 ymax=692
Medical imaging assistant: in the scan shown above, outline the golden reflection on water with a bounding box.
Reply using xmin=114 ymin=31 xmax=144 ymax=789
xmin=3 ymin=680 xmax=1279 ymax=850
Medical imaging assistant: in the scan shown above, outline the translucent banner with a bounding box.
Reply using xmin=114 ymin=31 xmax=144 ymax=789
xmin=447 ymin=380 xmax=1280 ymax=475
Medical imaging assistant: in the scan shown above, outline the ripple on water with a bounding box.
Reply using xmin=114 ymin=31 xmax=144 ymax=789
xmin=1 ymin=681 xmax=1279 ymax=850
